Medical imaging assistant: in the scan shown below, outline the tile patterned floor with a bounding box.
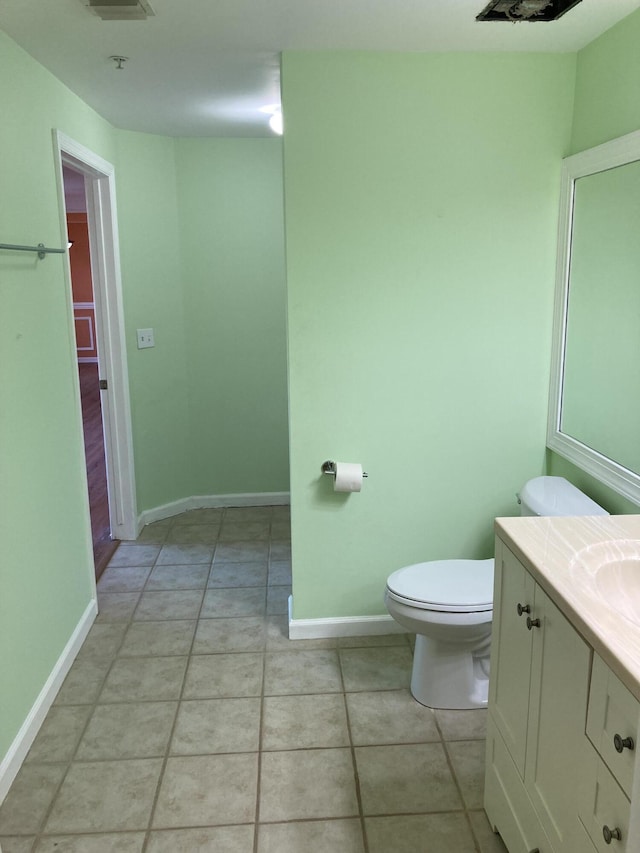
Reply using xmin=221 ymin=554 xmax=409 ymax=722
xmin=0 ymin=506 xmax=507 ymax=852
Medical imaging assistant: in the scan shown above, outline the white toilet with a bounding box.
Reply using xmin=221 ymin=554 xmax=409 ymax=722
xmin=384 ymin=476 xmax=608 ymax=710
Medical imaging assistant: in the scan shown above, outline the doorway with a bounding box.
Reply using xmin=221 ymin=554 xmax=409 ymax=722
xmin=63 ymin=168 xmax=116 ymax=577
xmin=54 ymin=131 xmax=138 ymax=573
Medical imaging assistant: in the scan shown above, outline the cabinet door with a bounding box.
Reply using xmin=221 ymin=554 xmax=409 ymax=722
xmin=486 ymin=716 xmax=556 ymax=853
xmin=489 ymin=539 xmax=536 ymax=777
xmin=526 ymin=586 xmax=592 ymax=853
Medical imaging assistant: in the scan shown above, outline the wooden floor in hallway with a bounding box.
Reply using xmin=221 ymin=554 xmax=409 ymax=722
xmin=78 ymin=362 xmax=118 ymax=579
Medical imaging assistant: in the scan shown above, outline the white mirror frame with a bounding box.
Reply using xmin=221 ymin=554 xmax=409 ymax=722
xmin=547 ymin=128 xmax=640 ymax=506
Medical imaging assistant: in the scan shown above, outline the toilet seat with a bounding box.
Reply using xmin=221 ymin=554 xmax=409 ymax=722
xmin=386 ymin=559 xmax=494 ymax=613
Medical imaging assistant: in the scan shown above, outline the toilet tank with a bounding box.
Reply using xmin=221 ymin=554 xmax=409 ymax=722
xmin=519 ymin=476 xmax=608 ymax=517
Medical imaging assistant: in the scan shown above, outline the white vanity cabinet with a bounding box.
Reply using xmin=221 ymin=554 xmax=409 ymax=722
xmin=485 ymin=536 xmax=596 ymax=853
xmin=484 ymin=514 xmax=640 ymax=853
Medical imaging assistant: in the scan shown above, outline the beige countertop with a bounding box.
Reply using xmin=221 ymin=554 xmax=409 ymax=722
xmin=495 ymin=514 xmax=640 ymax=702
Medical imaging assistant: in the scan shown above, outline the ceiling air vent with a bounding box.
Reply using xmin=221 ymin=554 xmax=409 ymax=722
xmin=477 ymin=0 xmax=583 ymax=22
xmin=85 ymin=0 xmax=155 ymax=21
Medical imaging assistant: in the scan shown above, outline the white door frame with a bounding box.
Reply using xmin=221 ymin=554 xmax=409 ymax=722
xmin=53 ymin=130 xmax=138 ymax=541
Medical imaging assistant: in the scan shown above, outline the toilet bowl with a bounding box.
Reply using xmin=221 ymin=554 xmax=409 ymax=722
xmin=385 ymin=476 xmax=608 ymax=710
xmin=385 ymin=559 xmax=493 ymax=709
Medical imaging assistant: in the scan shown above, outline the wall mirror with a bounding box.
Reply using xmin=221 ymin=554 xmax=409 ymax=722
xmin=547 ymin=128 xmax=640 ymax=506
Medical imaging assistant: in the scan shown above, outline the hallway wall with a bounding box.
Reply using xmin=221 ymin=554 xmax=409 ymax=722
xmin=0 ymin=30 xmax=114 ymax=766
xmin=175 ymin=138 xmax=289 ymax=498
xmin=0 ymin=32 xmax=289 ymax=778
xmin=115 ymin=130 xmax=192 ymax=512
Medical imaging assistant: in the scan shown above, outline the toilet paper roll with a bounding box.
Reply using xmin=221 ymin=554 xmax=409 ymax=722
xmin=333 ymin=462 xmax=364 ymax=493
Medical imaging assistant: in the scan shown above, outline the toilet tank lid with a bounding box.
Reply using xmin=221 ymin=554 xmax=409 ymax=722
xmin=520 ymin=476 xmax=608 ymax=517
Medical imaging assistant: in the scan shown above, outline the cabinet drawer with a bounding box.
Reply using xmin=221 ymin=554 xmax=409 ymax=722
xmin=587 ymin=654 xmax=639 ymax=798
xmin=580 ymin=752 xmax=630 ymax=853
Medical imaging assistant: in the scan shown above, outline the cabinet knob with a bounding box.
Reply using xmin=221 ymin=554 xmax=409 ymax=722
xmin=517 ymin=603 xmax=531 ymax=616
xmin=526 ymin=616 xmax=541 ymax=630
xmin=603 ymin=825 xmax=622 ymax=844
xmin=613 ymin=733 xmax=634 ymax=753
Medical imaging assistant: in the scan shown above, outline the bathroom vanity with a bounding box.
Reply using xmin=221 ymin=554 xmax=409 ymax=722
xmin=485 ymin=514 xmax=640 ymax=853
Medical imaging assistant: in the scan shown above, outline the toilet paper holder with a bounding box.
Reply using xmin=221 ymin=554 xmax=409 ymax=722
xmin=321 ymin=460 xmax=368 ymax=478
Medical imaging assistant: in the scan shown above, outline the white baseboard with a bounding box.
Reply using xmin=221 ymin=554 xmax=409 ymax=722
xmin=288 ymin=616 xmax=405 ymax=640
xmin=137 ymin=492 xmax=290 ymax=532
xmin=0 ymin=599 xmax=97 ymax=803
xmin=287 ymin=596 xmax=405 ymax=640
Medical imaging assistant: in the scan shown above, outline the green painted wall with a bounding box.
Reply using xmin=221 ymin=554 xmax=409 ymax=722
xmin=175 ymin=138 xmax=289 ymax=496
xmin=0 ymin=32 xmax=113 ymax=762
xmin=4 ymin=0 xmax=638 ymax=785
xmin=546 ymin=455 xmax=637 ymax=516
xmin=115 ymin=131 xmax=192 ymax=511
xmin=115 ymin=134 xmax=289 ymax=510
xmin=282 ymin=51 xmax=576 ymax=619
xmin=0 ymin=33 xmax=289 ymax=771
xmin=570 ymin=8 xmax=640 ymax=154
xmin=548 ymin=7 xmax=640 ymax=513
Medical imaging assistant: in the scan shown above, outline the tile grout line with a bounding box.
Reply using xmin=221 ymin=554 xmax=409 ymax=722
xmin=436 ymin=713 xmax=485 ymax=853
xmin=31 ymin=542 xmax=166 ymax=846
xmin=137 ymin=506 xmax=274 ymax=850
xmin=140 ymin=511 xmax=222 ymax=852
xmin=136 ymin=512 xmax=185 ymax=853
xmin=252 ymin=510 xmax=279 ymax=852
xmin=338 ymin=648 xmax=371 ymax=853
xmin=252 ymin=637 xmax=267 ymax=853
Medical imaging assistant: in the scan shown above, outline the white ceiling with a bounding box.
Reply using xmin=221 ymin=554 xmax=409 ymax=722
xmin=2 ymin=0 xmax=639 ymax=138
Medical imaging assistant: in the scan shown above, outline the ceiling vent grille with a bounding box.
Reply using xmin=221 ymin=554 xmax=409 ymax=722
xmin=85 ymin=0 xmax=155 ymax=21
xmin=477 ymin=0 xmax=583 ymax=22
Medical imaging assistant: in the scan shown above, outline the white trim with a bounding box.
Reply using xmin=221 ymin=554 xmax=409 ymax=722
xmin=73 ymin=304 xmax=97 ymax=357
xmin=53 ymin=130 xmax=139 ymax=541
xmin=288 ymin=615 xmax=406 ymax=640
xmin=288 ymin=597 xmax=406 ymax=640
xmin=547 ymin=128 xmax=640 ymax=507
xmin=74 ymin=315 xmax=95 ymax=352
xmin=0 ymin=599 xmax=97 ymax=803
xmin=138 ymin=492 xmax=290 ymax=531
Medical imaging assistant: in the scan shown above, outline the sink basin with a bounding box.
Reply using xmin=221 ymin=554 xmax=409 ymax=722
xmin=571 ymin=540 xmax=640 ymax=627
xmin=594 ymin=558 xmax=640 ymax=626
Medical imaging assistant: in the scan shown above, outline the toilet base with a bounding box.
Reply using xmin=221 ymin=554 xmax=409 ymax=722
xmin=410 ymin=633 xmax=490 ymax=710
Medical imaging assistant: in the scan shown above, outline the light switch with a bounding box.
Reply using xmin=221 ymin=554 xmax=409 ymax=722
xmin=137 ymin=328 xmax=155 ymax=349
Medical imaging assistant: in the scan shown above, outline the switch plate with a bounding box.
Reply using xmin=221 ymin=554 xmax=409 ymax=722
xmin=137 ymin=328 xmax=155 ymax=349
